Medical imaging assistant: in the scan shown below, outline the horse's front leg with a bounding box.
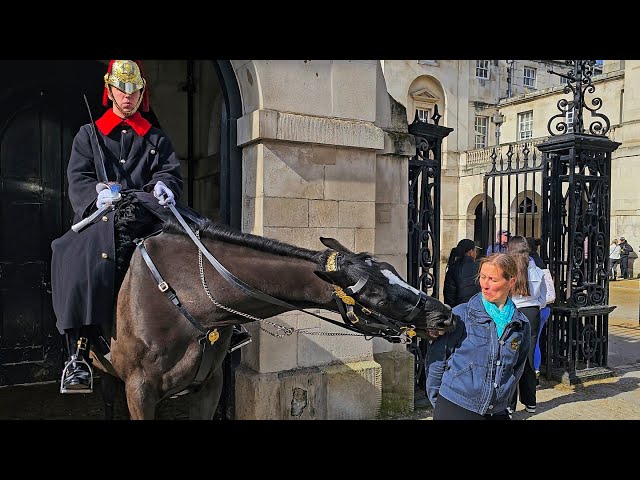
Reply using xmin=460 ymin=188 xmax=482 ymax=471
xmin=124 ymin=373 xmax=158 ymax=420
xmin=188 ymin=367 xmax=224 ymax=420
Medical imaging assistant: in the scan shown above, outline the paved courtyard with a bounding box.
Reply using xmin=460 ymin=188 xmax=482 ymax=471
xmin=406 ymin=278 xmax=640 ymax=420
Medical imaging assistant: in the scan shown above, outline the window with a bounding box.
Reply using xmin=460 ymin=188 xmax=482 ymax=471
xmin=417 ymin=108 xmax=431 ymax=123
xmin=476 ymin=60 xmax=489 ymax=79
xmin=594 ymin=60 xmax=603 ymax=75
xmin=518 ymin=197 xmax=538 ymax=214
xmin=524 ymin=67 xmax=537 ymax=88
xmin=474 ymin=116 xmax=489 ymax=149
xmin=566 ymin=107 xmax=574 ymax=133
xmin=518 ymin=111 xmax=533 ymax=140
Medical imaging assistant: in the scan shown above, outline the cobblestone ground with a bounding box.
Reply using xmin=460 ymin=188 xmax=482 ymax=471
xmin=1 ymin=279 xmax=638 ymax=420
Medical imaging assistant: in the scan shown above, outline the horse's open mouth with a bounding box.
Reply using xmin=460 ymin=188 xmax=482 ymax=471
xmin=425 ymin=313 xmax=457 ymax=338
xmin=427 ymin=329 xmax=447 ymax=336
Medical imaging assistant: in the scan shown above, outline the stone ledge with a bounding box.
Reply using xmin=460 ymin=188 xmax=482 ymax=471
xmin=238 ymin=109 xmax=384 ymax=150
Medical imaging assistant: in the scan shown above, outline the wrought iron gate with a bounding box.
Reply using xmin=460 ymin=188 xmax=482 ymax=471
xmin=481 ymin=141 xmax=546 ymax=259
xmin=481 ymin=60 xmax=620 ymax=384
xmin=406 ymin=106 xmax=452 ymax=391
xmin=536 ymin=60 xmax=619 ymax=382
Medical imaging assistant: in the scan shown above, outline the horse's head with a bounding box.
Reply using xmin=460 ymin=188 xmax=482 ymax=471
xmin=313 ymin=237 xmax=456 ymax=342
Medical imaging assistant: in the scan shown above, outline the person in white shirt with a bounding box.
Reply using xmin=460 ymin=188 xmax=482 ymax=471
xmin=506 ymin=235 xmax=547 ymax=414
xmin=609 ymin=239 xmax=621 ymax=281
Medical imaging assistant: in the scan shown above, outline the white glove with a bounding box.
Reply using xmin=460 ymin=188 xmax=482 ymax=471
xmin=96 ymin=182 xmax=121 ymax=209
xmin=153 ymin=181 xmax=175 ymax=206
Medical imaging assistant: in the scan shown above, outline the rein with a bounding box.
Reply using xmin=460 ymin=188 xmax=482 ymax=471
xmin=163 ymin=203 xmax=415 ymax=342
xmin=135 ymin=202 xmax=427 ymax=381
xmin=135 ymin=236 xmax=221 ymax=393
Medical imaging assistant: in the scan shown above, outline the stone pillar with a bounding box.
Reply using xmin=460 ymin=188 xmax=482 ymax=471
xmin=372 ymin=81 xmax=418 ymax=417
xmin=233 ymin=61 xmax=386 ymax=419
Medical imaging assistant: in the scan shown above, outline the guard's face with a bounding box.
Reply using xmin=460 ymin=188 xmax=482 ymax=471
xmin=109 ymin=87 xmax=142 ymax=117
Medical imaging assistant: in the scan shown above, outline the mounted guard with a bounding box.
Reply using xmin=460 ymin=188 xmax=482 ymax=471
xmin=51 ymin=60 xmax=184 ymax=393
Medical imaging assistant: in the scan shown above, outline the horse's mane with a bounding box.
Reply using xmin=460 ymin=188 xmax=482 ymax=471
xmin=162 ymin=216 xmax=325 ymax=263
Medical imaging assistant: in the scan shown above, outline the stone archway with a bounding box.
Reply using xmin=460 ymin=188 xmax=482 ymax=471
xmin=466 ymin=193 xmax=495 ymax=255
xmin=509 ymin=189 xmax=543 ymax=240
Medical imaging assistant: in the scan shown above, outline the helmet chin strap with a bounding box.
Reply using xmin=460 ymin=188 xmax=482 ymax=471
xmin=108 ymin=86 xmax=144 ymax=118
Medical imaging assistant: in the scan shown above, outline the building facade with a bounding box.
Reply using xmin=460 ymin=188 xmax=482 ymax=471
xmin=383 ymin=60 xmax=637 ymax=276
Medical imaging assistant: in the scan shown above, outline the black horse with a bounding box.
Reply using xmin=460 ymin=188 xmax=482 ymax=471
xmin=93 ymin=208 xmax=455 ymax=420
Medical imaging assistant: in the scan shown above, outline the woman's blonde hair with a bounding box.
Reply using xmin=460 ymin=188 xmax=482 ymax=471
xmin=506 ymin=235 xmax=532 ymax=296
xmin=478 ymin=253 xmax=518 ymax=288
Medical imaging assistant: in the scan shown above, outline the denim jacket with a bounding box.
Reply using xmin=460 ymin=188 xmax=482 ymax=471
xmin=425 ymin=293 xmax=531 ymax=415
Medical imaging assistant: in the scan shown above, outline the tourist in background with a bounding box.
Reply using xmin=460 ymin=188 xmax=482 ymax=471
xmin=526 ymin=236 xmax=545 ymax=269
xmin=507 ymin=235 xmax=547 ymax=414
xmin=609 ymin=239 xmax=621 ymax=281
xmin=443 ymin=239 xmax=481 ymax=308
xmin=619 ymin=237 xmax=634 ymax=279
xmin=486 ymin=229 xmax=510 ymax=254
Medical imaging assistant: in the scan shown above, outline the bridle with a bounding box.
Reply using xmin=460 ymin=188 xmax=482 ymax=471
xmin=324 ymin=251 xmax=434 ymax=342
xmin=135 ymin=203 xmax=440 ymax=345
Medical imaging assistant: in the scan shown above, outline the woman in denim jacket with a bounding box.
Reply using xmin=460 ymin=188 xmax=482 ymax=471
xmin=425 ymin=253 xmax=531 ymax=420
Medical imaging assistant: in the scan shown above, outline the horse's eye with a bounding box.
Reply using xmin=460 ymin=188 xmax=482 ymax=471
xmin=377 ymin=300 xmax=387 ymax=307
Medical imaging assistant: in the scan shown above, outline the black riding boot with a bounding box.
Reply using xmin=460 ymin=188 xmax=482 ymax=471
xmin=60 ymin=326 xmax=93 ymax=394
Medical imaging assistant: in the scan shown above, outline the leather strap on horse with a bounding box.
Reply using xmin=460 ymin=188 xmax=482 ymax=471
xmin=163 ymin=203 xmax=406 ymax=341
xmin=135 ymin=237 xmax=220 ymax=390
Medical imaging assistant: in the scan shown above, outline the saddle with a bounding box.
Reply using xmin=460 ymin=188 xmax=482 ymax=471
xmin=90 ymin=196 xmax=250 ymax=392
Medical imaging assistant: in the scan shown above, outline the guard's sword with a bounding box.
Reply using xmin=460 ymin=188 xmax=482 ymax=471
xmin=71 ymin=95 xmax=121 ymax=233
xmin=83 ymin=94 xmax=109 ymax=184
xmin=71 ymin=204 xmax=113 ymax=233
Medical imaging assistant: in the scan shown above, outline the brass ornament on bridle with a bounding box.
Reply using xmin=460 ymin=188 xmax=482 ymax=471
xmin=326 ymin=251 xmax=357 ymax=306
xmin=207 ymin=329 xmax=220 ymax=345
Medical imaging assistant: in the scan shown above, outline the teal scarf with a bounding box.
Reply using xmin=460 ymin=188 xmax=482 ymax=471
xmin=482 ymin=297 xmax=515 ymax=338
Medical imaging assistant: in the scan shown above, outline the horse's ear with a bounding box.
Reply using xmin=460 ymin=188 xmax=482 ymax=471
xmin=320 ymin=237 xmax=352 ymax=253
xmin=314 ymin=269 xmax=343 ymax=285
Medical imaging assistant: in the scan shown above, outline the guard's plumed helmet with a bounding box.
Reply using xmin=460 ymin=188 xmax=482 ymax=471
xmin=102 ymin=60 xmax=149 ymax=113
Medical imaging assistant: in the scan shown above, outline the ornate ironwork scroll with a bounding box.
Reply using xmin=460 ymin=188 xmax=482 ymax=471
xmin=407 ymin=105 xmax=452 ymax=389
xmin=547 ymin=60 xmax=611 ymax=136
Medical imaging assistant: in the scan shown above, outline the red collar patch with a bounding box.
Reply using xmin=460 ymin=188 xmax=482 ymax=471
xmin=95 ymin=110 xmax=152 ymax=137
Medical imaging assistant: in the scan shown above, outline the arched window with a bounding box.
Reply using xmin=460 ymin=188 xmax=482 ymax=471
xmin=518 ymin=197 xmax=537 ymax=214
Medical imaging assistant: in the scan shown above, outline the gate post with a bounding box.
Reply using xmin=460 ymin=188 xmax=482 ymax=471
xmin=406 ymin=105 xmax=453 ymax=392
xmin=538 ymin=60 xmax=621 ymax=384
